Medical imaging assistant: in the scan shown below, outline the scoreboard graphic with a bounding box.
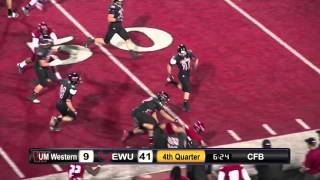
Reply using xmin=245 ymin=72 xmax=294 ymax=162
xmin=29 ymin=148 xmax=290 ymax=164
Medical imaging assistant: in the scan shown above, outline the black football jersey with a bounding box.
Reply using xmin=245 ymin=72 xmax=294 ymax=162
xmin=135 ymin=97 xmax=162 ymax=114
xmin=170 ymin=50 xmax=196 ymax=74
xmin=108 ymin=3 xmax=123 ymax=22
xmin=34 ymin=47 xmax=50 ymax=69
xmin=58 ymin=80 xmax=77 ymax=102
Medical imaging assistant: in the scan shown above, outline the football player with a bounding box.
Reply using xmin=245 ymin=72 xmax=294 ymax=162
xmin=28 ymin=38 xmax=56 ymax=103
xmin=85 ymin=0 xmax=141 ymax=59
xmin=7 ymin=0 xmax=19 ymax=18
xmin=167 ymin=44 xmax=199 ymax=112
xmin=22 ymin=0 xmax=47 ymax=16
xmin=121 ymin=91 xmax=178 ymax=146
xmin=49 ymin=72 xmax=81 ymax=131
xmin=153 ymin=122 xmax=188 ymax=149
xmin=68 ymin=164 xmax=100 ymax=180
xmin=17 ymin=22 xmax=58 ymax=75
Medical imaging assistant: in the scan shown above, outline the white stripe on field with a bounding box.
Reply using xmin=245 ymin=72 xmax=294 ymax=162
xmin=227 ymin=130 xmax=242 ymax=141
xmin=295 ymin=118 xmax=311 ymax=130
xmin=49 ymin=0 xmax=185 ymax=126
xmin=52 ymin=164 xmax=63 ymax=172
xmin=262 ymin=124 xmax=277 ymax=135
xmin=0 ymin=147 xmax=25 ymax=178
xmin=224 ymin=0 xmax=320 ymax=75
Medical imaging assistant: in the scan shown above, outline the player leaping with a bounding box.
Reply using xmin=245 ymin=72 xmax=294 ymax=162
xmin=121 ymin=91 xmax=178 ymax=147
xmin=50 ymin=73 xmax=81 ymax=131
xmin=17 ymin=22 xmax=59 ymax=79
xmin=167 ymin=44 xmax=199 ymax=112
xmin=85 ymin=0 xmax=141 ymax=59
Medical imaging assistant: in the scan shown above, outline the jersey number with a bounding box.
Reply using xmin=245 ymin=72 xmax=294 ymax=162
xmin=59 ymin=85 xmax=66 ymax=99
xmin=181 ymin=59 xmax=191 ymax=71
xmin=69 ymin=165 xmax=81 ymax=177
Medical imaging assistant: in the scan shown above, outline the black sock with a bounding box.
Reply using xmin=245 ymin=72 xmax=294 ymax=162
xmin=31 ymin=91 xmax=38 ymax=99
xmin=128 ymin=131 xmax=134 ymax=137
xmin=183 ymin=99 xmax=189 ymax=105
xmin=54 ymin=117 xmax=62 ymax=127
xmin=8 ymin=9 xmax=13 ymax=15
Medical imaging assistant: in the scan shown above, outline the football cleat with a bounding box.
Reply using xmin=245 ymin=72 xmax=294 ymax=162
xmin=28 ymin=96 xmax=40 ymax=104
xmin=22 ymin=7 xmax=30 ymax=16
xmin=16 ymin=63 xmax=24 ymax=74
xmin=8 ymin=11 xmax=19 ymax=18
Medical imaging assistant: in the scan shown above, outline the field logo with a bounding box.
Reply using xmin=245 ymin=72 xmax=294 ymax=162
xmin=110 ymin=27 xmax=173 ymax=52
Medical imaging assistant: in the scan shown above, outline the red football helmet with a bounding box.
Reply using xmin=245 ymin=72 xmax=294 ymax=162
xmin=193 ymin=121 xmax=205 ymax=134
xmin=38 ymin=21 xmax=49 ymax=36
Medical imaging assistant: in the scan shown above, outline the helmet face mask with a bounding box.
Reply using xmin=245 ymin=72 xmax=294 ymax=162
xmin=68 ymin=73 xmax=81 ymax=85
xmin=177 ymin=44 xmax=187 ymax=56
xmin=157 ymin=91 xmax=170 ymax=104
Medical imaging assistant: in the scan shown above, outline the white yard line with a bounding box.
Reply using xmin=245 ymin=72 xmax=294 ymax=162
xmin=52 ymin=164 xmax=63 ymax=172
xmin=0 ymin=147 xmax=25 ymax=178
xmin=295 ymin=118 xmax=311 ymax=130
xmin=262 ymin=124 xmax=277 ymax=135
xmin=224 ymin=0 xmax=320 ymax=75
xmin=227 ymin=130 xmax=242 ymax=141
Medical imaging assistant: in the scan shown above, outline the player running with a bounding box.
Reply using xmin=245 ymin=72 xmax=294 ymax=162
xmin=49 ymin=73 xmax=81 ymax=131
xmin=167 ymin=44 xmax=199 ymax=112
xmin=68 ymin=164 xmax=100 ymax=180
xmin=28 ymin=38 xmax=57 ymax=103
xmin=17 ymin=22 xmax=58 ymax=75
xmin=22 ymin=0 xmax=47 ymax=16
xmin=121 ymin=91 xmax=178 ymax=146
xmin=85 ymin=0 xmax=141 ymax=59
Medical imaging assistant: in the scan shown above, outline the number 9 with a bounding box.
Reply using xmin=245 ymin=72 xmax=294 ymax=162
xmin=83 ymin=153 xmax=89 ymax=160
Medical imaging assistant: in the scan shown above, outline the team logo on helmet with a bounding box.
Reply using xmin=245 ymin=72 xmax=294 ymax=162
xmin=156 ymin=91 xmax=170 ymax=104
xmin=68 ymin=72 xmax=81 ymax=85
xmin=177 ymin=44 xmax=187 ymax=56
xmin=193 ymin=121 xmax=205 ymax=134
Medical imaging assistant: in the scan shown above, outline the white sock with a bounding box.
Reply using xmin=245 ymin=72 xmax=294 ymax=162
xmin=55 ymin=72 xmax=62 ymax=80
xmin=29 ymin=0 xmax=39 ymax=6
xmin=20 ymin=61 xmax=27 ymax=68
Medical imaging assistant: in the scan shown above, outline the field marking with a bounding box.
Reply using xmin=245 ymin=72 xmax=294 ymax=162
xmin=49 ymin=0 xmax=185 ymax=126
xmin=262 ymin=123 xmax=277 ymax=135
xmin=0 ymin=147 xmax=25 ymax=178
xmin=52 ymin=164 xmax=63 ymax=172
xmin=224 ymin=0 xmax=320 ymax=75
xmin=227 ymin=130 xmax=242 ymax=141
xmin=295 ymin=118 xmax=311 ymax=130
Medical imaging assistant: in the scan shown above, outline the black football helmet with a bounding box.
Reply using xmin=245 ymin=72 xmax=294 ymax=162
xmin=68 ymin=72 xmax=81 ymax=85
xmin=113 ymin=0 xmax=124 ymax=6
xmin=177 ymin=44 xmax=187 ymax=56
xmin=156 ymin=91 xmax=170 ymax=104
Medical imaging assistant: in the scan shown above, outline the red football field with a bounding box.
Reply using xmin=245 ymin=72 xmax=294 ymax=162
xmin=1 ymin=0 xmax=320 ymax=179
